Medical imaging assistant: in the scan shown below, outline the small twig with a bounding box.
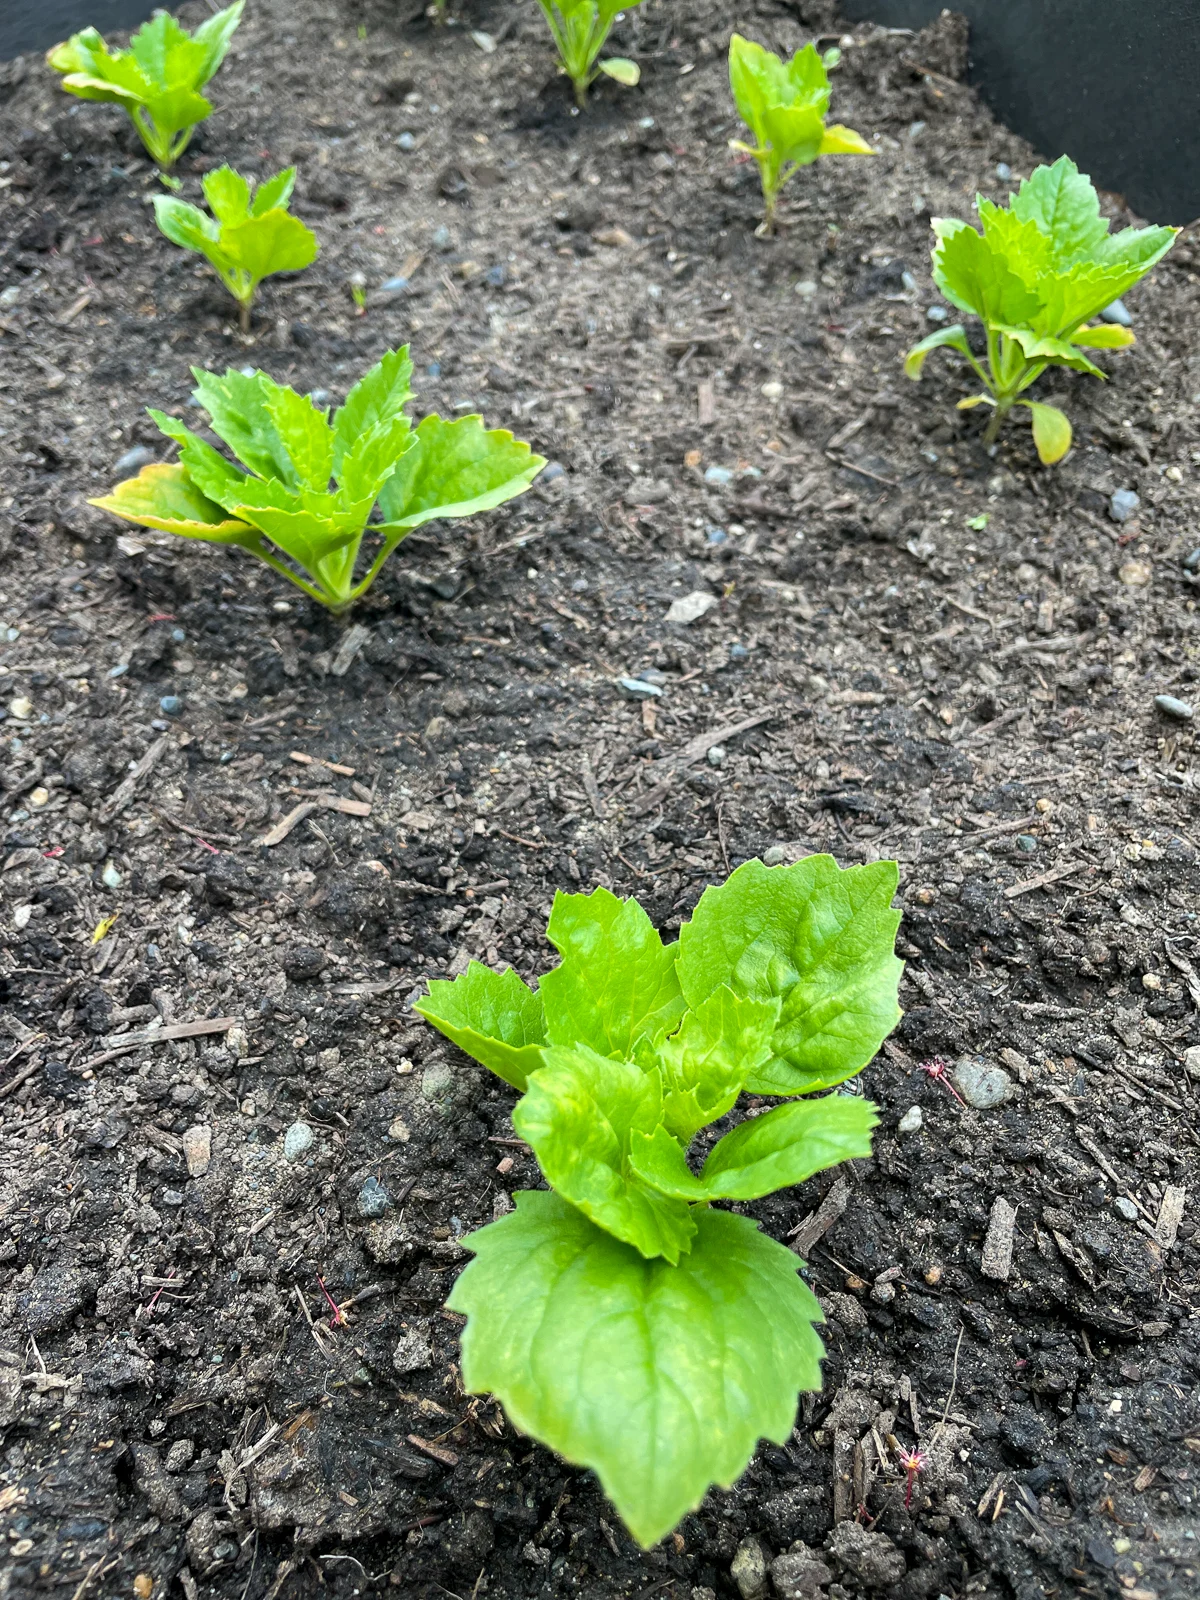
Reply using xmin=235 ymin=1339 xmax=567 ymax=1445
xmin=929 ymin=1325 xmax=965 ymax=1447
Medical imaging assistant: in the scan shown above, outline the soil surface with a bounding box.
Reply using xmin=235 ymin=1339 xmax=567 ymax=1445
xmin=2 ymin=3 xmax=1200 ymax=1599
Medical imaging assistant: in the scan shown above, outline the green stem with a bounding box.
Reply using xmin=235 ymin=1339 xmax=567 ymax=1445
xmin=248 ymin=544 xmax=333 ymax=608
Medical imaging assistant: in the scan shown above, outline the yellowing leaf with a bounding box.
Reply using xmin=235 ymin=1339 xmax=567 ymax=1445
xmin=1022 ymin=400 xmax=1073 ymax=464
xmin=598 ymin=57 xmax=640 ymax=85
xmin=818 ymin=123 xmax=874 ymax=156
xmin=91 ymin=913 xmax=119 ymax=945
xmin=89 ymin=464 xmax=256 ymax=543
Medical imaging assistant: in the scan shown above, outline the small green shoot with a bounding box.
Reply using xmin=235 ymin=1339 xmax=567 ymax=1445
xmin=536 ymin=1 xmax=643 ymax=109
xmin=417 ymin=856 xmax=904 ymax=1546
xmin=905 ymin=157 xmax=1176 ymax=463
xmin=47 ymin=1 xmax=243 ymax=172
xmin=348 ymin=273 xmax=368 ymax=316
xmin=729 ymin=33 xmax=872 ymax=236
xmin=153 ymin=166 xmax=319 ymax=334
xmin=89 ymin=348 xmax=545 ymax=613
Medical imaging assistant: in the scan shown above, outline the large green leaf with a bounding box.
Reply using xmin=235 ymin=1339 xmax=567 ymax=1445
xmin=336 ymin=414 xmax=414 ymax=507
xmin=191 ymin=368 xmax=296 ymax=485
xmin=539 ymin=887 xmax=685 ymax=1058
xmin=631 ymin=1094 xmax=877 ymax=1202
xmin=933 ymin=218 xmax=1044 ymax=326
xmin=332 ymin=348 xmax=414 ymax=477
xmin=374 ymin=413 xmax=546 ymax=531
xmin=760 ymin=103 xmax=826 ymax=168
xmin=264 ymin=386 xmax=335 ymax=492
xmin=1008 ymin=155 xmax=1110 ymax=266
xmin=449 ymin=1192 xmax=826 ymax=1548
xmin=148 ymin=409 xmax=251 ymax=508
xmin=416 ymin=963 xmax=547 ymax=1091
xmin=219 ymin=210 xmax=320 ymax=290
xmin=89 ymin=463 xmax=255 ymax=545
xmin=514 ymin=1046 xmax=695 ymax=1262
xmin=653 ymin=987 xmax=778 ymax=1141
xmin=677 ymin=856 xmax=903 ymax=1095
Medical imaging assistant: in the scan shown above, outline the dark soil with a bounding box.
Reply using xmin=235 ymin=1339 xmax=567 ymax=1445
xmin=2 ymin=3 xmax=1199 ymax=1599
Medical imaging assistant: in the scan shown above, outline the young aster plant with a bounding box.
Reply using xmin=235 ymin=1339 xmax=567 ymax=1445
xmin=47 ymin=1 xmax=243 ymax=172
xmin=154 ymin=165 xmax=319 ymax=333
xmin=88 ymin=348 xmax=544 ymax=613
xmin=536 ymin=0 xmax=643 ymax=109
xmin=729 ymin=34 xmax=872 ymax=236
xmin=417 ymin=855 xmax=904 ymax=1547
xmin=905 ymin=156 xmax=1177 ymax=463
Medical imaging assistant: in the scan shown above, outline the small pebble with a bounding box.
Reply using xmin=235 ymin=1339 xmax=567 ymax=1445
xmin=7 ymin=696 xmax=33 ymax=721
xmin=706 ymin=525 xmax=728 ymax=545
xmin=283 ymin=1121 xmax=314 ymax=1162
xmin=952 ymin=1056 xmax=1012 ymax=1109
xmin=1154 ymin=694 xmax=1194 ymax=721
xmin=617 ymin=677 xmax=662 ymax=700
xmin=101 ymin=861 xmax=123 ymax=889
xmin=995 ymin=161 xmax=1012 ymax=180
xmin=308 ymin=389 xmax=330 ymax=406
xmin=114 ymin=445 xmax=154 ymax=475
xmin=357 ymin=1176 xmax=390 ymax=1218
xmin=379 ymin=275 xmax=409 ymax=293
xmin=541 ymin=462 xmax=565 ymax=482
xmin=665 ymin=590 xmax=718 ymax=625
xmin=636 ymin=667 xmax=668 ymax=686
xmin=1118 ymin=559 xmax=1152 ymax=587
xmin=761 ymin=380 xmax=783 ymax=401
xmin=393 ymin=1324 xmax=433 ymax=1374
xmin=484 ymin=264 xmax=507 ymax=288
xmin=171 ymin=627 xmax=186 ymax=643
xmin=159 ymin=695 xmax=183 ymax=717
xmin=1110 ymin=487 xmax=1140 ymax=523
xmin=431 ymin=225 xmax=453 ymax=252
xmin=1101 ymin=298 xmax=1132 ymax=327
xmin=1016 ymin=834 xmax=1037 ymax=853
xmin=1184 ymin=547 xmax=1200 ymax=573
xmin=161 ymin=1189 xmax=184 ymax=1207
xmin=1113 ymin=1196 xmax=1139 ymax=1222
xmin=729 ymin=643 xmax=750 ymax=662
xmin=926 ymin=305 xmax=949 ymax=322
xmin=707 ymin=744 xmax=725 ymax=768
xmin=762 ymin=846 xmax=786 ymax=867
xmin=897 ymin=1105 xmax=923 ymax=1134
xmin=794 ymin=279 xmax=818 ymax=297
xmin=704 ymin=465 xmax=733 ymax=485
xmin=396 ymin=132 xmax=416 ymax=152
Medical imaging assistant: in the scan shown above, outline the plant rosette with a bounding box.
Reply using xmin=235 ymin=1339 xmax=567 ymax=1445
xmin=417 ymin=854 xmax=904 ymax=1546
xmin=89 ymin=348 xmax=545 ymax=613
xmin=905 ymin=155 xmax=1176 ymax=463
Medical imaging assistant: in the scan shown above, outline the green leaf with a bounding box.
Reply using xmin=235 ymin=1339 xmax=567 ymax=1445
xmin=654 ymin=986 xmax=779 ymax=1141
xmin=218 ymin=209 xmax=320 ymax=287
xmin=539 ymin=886 xmax=686 ymax=1059
xmin=677 ymin=856 xmax=903 ymax=1096
xmin=760 ymin=103 xmax=826 ymax=168
xmin=332 ymin=348 xmax=414 ymax=476
xmin=631 ymin=1094 xmax=878 ymax=1202
xmin=992 ymin=323 xmax=1104 ymax=378
xmin=336 ymin=415 xmax=414 ymax=507
xmin=904 ymin=322 xmax=976 ymax=380
xmin=513 ymin=1046 xmax=695 ymax=1262
xmin=263 ymin=386 xmax=335 ymax=492
xmin=190 ymin=368 xmax=297 ymax=485
xmin=1008 ymin=154 xmax=1110 ymax=266
xmin=1020 ymin=400 xmax=1073 ymax=465
xmin=374 ymin=413 xmax=546 ymax=532
xmin=147 ymin=409 xmax=251 ymax=508
xmin=449 ymin=1191 xmax=826 ymax=1548
xmin=1072 ymin=323 xmax=1136 ymax=349
xmin=192 ymin=0 xmax=245 ymax=85
xmin=202 ymin=164 xmax=251 ymax=224
xmin=416 ymin=962 xmax=547 ymax=1091
xmin=153 ymin=195 xmax=218 ymax=254
xmin=933 ymin=217 xmax=1044 ymax=326
xmin=251 ymin=166 xmax=297 ymax=217
xmin=598 ymin=57 xmax=640 ymax=85
xmin=89 ymin=463 xmax=255 ymax=544
xmin=818 ymin=123 xmax=873 ymax=157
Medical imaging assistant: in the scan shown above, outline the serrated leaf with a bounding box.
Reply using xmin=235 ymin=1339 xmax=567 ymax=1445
xmin=251 ymin=166 xmax=296 ymax=217
xmin=264 ymin=386 xmax=335 ymax=492
xmin=1021 ymin=400 xmax=1072 ymax=464
xmin=192 ymin=0 xmax=245 ymax=84
xmin=218 ymin=209 xmax=320 ymax=286
xmin=336 ymin=415 xmax=414 ymax=507
xmin=449 ymin=1192 xmax=826 ymax=1548
xmin=153 ymin=195 xmax=218 ymax=254
xmin=1008 ymin=155 xmax=1110 ymax=266
xmin=654 ymin=987 xmax=779 ymax=1141
xmin=760 ymin=103 xmax=825 ymax=167
xmin=514 ymin=1045 xmax=695 ymax=1262
xmin=374 ymin=413 xmax=546 ymax=532
xmin=538 ymin=886 xmax=686 ymax=1059
xmin=1072 ymin=323 xmax=1136 ymax=348
xmin=202 ymin=164 xmax=251 ymax=224
xmin=416 ymin=963 xmax=546 ymax=1091
xmin=819 ymin=123 xmax=873 ymax=156
xmin=332 ymin=349 xmax=414 ymax=476
xmin=148 ymin=409 xmax=250 ymax=508
xmin=191 ymin=368 xmax=296 ymax=485
xmin=89 ymin=463 xmax=255 ymax=544
xmin=630 ymin=1094 xmax=878 ymax=1202
xmin=677 ymin=856 xmax=903 ymax=1096
xmin=933 ymin=218 xmax=1044 ymax=326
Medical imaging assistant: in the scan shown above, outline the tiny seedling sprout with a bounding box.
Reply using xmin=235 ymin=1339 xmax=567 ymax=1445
xmin=918 ymin=1057 xmax=966 ymax=1105
xmin=536 ymin=1 xmax=644 ymax=109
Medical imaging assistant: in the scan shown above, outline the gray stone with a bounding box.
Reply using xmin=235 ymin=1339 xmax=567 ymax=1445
xmin=952 ymin=1056 xmax=1012 ymax=1108
xmin=166 ymin=1438 xmax=196 ymax=1473
xmin=159 ymin=695 xmax=183 ymax=717
xmin=283 ymin=1121 xmax=314 ymax=1162
xmin=393 ymin=1322 xmax=433 ymax=1374
xmin=703 ymin=465 xmax=733 ymax=486
xmin=666 ymin=589 xmax=718 ymax=625
xmin=1184 ymin=1045 xmax=1200 ymax=1080
xmin=1154 ymin=694 xmax=1194 ymax=721
xmin=762 ymin=846 xmax=787 ymax=867
xmin=1110 ymin=488 xmax=1140 ymax=523
xmin=1113 ymin=1196 xmax=1139 ymax=1222
xmin=771 ymin=1546 xmax=832 ymax=1599
xmin=1184 ymin=547 xmax=1200 ymax=573
xmin=707 ymin=744 xmax=726 ymax=768
xmin=1101 ymin=297 xmax=1132 ymax=327
xmin=731 ymin=1537 xmax=768 ymax=1599
xmin=114 ymin=444 xmax=155 ymax=475
xmin=825 ymin=1523 xmax=905 ymax=1588
xmin=820 ymin=1291 xmax=868 ymax=1334
xmin=926 ymin=304 xmax=949 ymax=322
xmin=357 ymin=1176 xmax=390 ymax=1218
xmin=897 ymin=1105 xmax=923 ymax=1134
xmin=18 ymin=1263 xmax=96 ymax=1335
xmin=617 ymin=677 xmax=662 ymax=700
xmin=420 ymin=1059 xmax=456 ymax=1104
xmin=181 ymin=1124 xmax=211 ymax=1177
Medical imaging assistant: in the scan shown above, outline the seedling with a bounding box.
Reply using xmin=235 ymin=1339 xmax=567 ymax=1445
xmin=898 ymin=1445 xmax=927 ymax=1509
xmin=153 ymin=166 xmax=318 ymax=333
xmin=536 ymin=0 xmax=643 ymax=109
xmin=47 ymin=1 xmax=243 ymax=172
xmin=728 ymin=34 xmax=872 ymax=236
xmin=905 ymin=156 xmax=1176 ymax=463
xmin=89 ymin=348 xmax=545 ymax=613
xmin=418 ymin=855 xmax=904 ymax=1546
xmin=918 ymin=1056 xmax=965 ymax=1105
